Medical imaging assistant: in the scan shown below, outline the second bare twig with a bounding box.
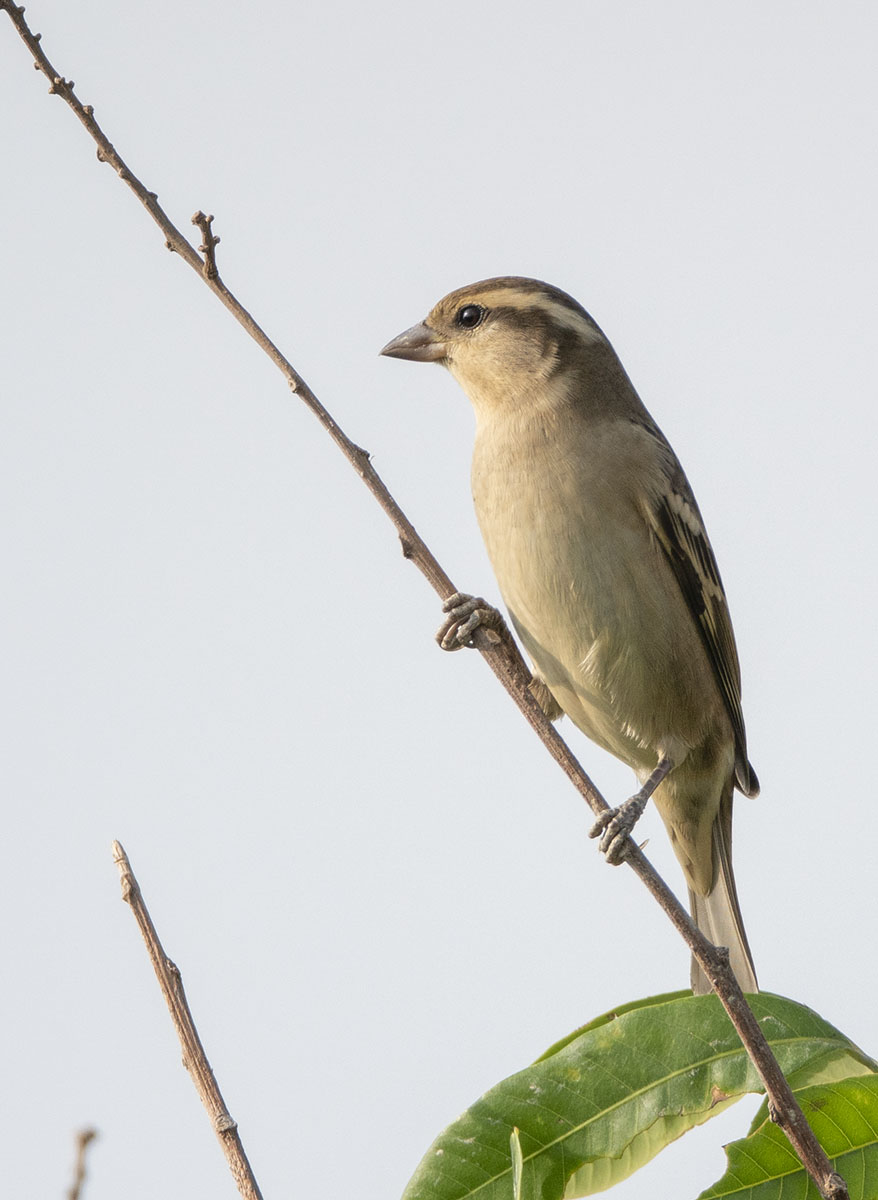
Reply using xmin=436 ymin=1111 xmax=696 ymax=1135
xmin=111 ymin=841 xmax=264 ymax=1200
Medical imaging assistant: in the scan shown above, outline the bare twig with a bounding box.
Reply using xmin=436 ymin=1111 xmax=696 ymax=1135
xmin=67 ymin=1127 xmax=97 ymax=1200
xmin=111 ymin=841 xmax=264 ymax=1200
xmin=0 ymin=8 xmax=847 ymax=1198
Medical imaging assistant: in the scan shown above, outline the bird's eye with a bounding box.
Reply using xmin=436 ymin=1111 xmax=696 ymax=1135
xmin=456 ymin=304 xmax=485 ymax=329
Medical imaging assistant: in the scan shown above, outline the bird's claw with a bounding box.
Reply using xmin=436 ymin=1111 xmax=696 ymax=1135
xmin=589 ymin=792 xmax=649 ymax=864
xmin=436 ymin=592 xmax=504 ymax=651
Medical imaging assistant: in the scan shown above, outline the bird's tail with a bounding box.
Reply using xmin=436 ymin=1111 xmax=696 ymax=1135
xmin=688 ymin=786 xmax=758 ymax=995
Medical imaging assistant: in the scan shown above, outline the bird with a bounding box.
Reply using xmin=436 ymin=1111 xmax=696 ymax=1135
xmin=380 ymin=276 xmax=759 ymax=995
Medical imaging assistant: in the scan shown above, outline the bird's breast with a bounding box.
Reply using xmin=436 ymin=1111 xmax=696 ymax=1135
xmin=471 ymin=413 xmax=641 ymax=650
xmin=470 ymin=411 xmax=721 ymax=768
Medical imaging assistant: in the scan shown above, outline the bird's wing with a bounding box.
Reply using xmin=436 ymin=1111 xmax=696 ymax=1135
xmin=644 ymin=470 xmax=756 ymax=796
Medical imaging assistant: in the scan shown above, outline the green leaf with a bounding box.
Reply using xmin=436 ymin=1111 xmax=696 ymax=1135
xmin=535 ymin=990 xmax=690 ymax=1061
xmin=699 ymin=1075 xmax=878 ymax=1198
xmin=745 ymin=1046 xmax=878 ymax=1139
xmin=402 ymin=994 xmax=876 ymax=1200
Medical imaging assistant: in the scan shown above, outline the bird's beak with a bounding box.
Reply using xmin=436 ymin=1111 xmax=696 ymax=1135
xmin=379 ymin=322 xmax=448 ymax=363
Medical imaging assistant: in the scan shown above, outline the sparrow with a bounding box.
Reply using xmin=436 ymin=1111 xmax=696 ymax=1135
xmin=380 ymin=276 xmax=759 ymax=994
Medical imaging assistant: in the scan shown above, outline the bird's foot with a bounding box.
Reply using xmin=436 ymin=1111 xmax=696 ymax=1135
xmin=589 ymin=757 xmax=673 ymax=864
xmin=589 ymin=792 xmax=649 ymax=864
xmin=436 ymin=592 xmax=505 ymax=651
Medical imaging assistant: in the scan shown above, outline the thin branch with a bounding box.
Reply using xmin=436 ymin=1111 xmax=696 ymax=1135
xmin=66 ymin=1127 xmax=97 ymax=1200
xmin=1 ymin=8 xmax=847 ymax=1199
xmin=111 ymin=841 xmax=264 ymax=1200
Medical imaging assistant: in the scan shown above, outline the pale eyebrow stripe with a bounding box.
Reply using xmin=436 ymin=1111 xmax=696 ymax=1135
xmin=476 ymin=290 xmax=605 ymax=341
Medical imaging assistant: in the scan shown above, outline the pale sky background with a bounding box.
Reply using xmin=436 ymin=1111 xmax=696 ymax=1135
xmin=2 ymin=2 xmax=877 ymax=1197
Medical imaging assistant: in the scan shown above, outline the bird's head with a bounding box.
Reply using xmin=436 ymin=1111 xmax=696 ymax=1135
xmin=380 ymin=276 xmax=609 ymax=415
